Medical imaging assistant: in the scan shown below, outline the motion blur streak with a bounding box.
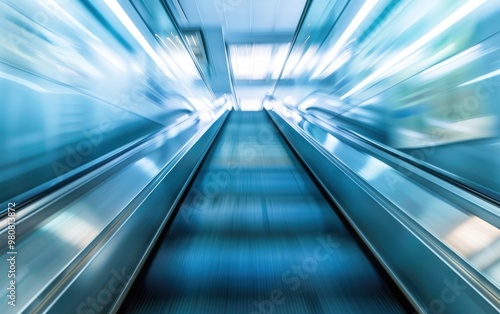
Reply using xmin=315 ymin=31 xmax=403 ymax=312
xmin=0 ymin=0 xmax=212 ymax=207
xmin=103 ymin=0 xmax=174 ymax=79
xmin=1 ymin=1 xmax=500 ymax=314
xmin=341 ymin=0 xmax=488 ymax=99
xmin=121 ymin=112 xmax=410 ymax=313
xmin=276 ymin=0 xmax=500 ymax=200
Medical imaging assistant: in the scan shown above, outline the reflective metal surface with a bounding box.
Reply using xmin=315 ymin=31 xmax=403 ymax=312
xmin=268 ymin=104 xmax=500 ymax=313
xmin=0 ymin=107 xmax=227 ymax=313
xmin=121 ymin=111 xmax=412 ymax=313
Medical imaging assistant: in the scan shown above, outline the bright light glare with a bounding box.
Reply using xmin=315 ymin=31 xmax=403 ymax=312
xmin=313 ymin=50 xmax=352 ymax=79
xmin=358 ymin=158 xmax=391 ymax=181
xmin=272 ymin=44 xmax=292 ymax=79
xmin=156 ymin=34 xmax=199 ymax=80
xmin=283 ymin=96 xmax=297 ymax=106
xmin=444 ymin=216 xmax=500 ymax=257
xmin=281 ymin=51 xmax=301 ymax=79
xmin=103 ymin=0 xmax=174 ymax=79
xmin=293 ymin=45 xmax=319 ymax=78
xmin=188 ymin=97 xmax=211 ymax=111
xmin=281 ymin=105 xmax=292 ymax=118
xmin=341 ymin=0 xmax=487 ymax=100
xmin=459 ymin=67 xmax=500 ymax=87
xmin=199 ymin=111 xmax=215 ymax=122
xmin=136 ymin=158 xmax=161 ymax=176
xmin=230 ymin=44 xmax=289 ymax=80
xmin=41 ymin=211 xmax=100 ymax=249
xmin=239 ymin=98 xmax=263 ymax=111
xmin=323 ymin=134 xmax=340 ymax=152
xmin=263 ymin=99 xmax=276 ymax=110
xmin=90 ymin=42 xmax=127 ymax=71
xmin=421 ymin=45 xmax=483 ymax=80
xmin=298 ymin=97 xmax=318 ymax=110
xmin=312 ymin=0 xmax=379 ymax=78
xmin=291 ymin=111 xmax=303 ymax=123
xmin=236 ymin=45 xmax=268 ymax=80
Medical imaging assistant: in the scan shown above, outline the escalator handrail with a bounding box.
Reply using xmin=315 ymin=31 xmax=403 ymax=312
xmin=285 ymin=103 xmax=500 ymax=208
xmin=0 ymin=103 xmax=227 ymax=226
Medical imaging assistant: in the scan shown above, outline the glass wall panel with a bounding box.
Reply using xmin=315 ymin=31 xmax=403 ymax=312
xmin=274 ymin=0 xmax=500 ymax=199
xmin=0 ymin=0 xmax=214 ymax=208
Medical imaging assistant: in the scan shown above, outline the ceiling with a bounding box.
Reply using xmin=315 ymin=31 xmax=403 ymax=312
xmin=168 ymin=0 xmax=308 ymax=110
xmin=175 ymin=0 xmax=307 ymax=41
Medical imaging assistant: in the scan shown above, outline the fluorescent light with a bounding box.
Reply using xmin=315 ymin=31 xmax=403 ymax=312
xmin=421 ymin=44 xmax=482 ymax=80
xmin=240 ymin=98 xmax=262 ymax=111
xmin=459 ymin=67 xmax=500 ymax=87
xmin=103 ymin=0 xmax=174 ymax=79
xmin=341 ymin=0 xmax=487 ymax=100
xmin=253 ymin=45 xmax=272 ymax=80
xmin=230 ymin=44 xmax=289 ymax=80
xmin=312 ymin=0 xmax=379 ymax=78
xmin=231 ymin=45 xmax=251 ymax=79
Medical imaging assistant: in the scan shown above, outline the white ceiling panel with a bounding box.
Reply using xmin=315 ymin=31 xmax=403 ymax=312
xmin=229 ymin=43 xmax=290 ymax=80
xmin=250 ymin=0 xmax=280 ymax=32
xmin=173 ymin=0 xmax=307 ymax=105
xmin=224 ymin=0 xmax=253 ymax=33
xmin=274 ymin=0 xmax=307 ymax=32
xmin=177 ymin=0 xmax=306 ymax=39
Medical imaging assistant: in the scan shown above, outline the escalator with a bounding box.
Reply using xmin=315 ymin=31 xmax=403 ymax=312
xmin=119 ymin=111 xmax=414 ymax=313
